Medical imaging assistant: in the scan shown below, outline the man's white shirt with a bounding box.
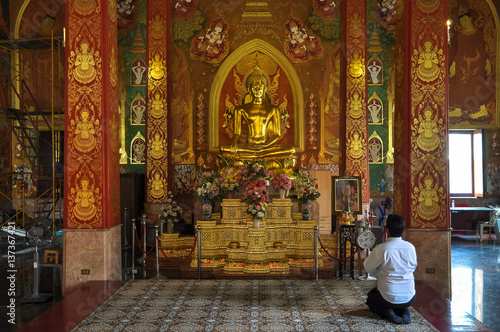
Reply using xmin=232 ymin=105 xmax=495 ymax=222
xmin=363 ymin=237 xmax=418 ymax=304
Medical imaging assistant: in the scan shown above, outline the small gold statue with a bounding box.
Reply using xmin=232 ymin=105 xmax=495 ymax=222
xmin=220 ymin=64 xmax=296 ymax=160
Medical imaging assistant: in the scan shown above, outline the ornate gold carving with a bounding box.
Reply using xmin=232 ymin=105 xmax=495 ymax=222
xmin=416 ymin=0 xmax=440 ymax=13
xmin=110 ymin=46 xmax=117 ymax=87
xmin=74 ymin=0 xmax=98 ymax=16
xmin=73 ymin=177 xmax=98 ymax=221
xmin=150 ymin=14 xmax=165 ymax=39
xmin=72 ymin=107 xmax=98 ymax=153
xmin=349 ymin=133 xmax=365 ymax=159
xmin=108 ymin=0 xmax=117 ymax=22
xmin=209 ymin=39 xmax=304 ymax=153
xmin=219 ymin=60 xmax=295 ymax=160
xmin=236 ymin=52 xmax=278 ymax=78
xmin=416 ymin=176 xmax=440 ymax=220
xmin=349 ymin=91 xmax=363 ymax=118
xmin=416 ymin=107 xmax=440 ymax=152
xmin=416 ymin=38 xmax=440 ymax=82
xmin=150 ymin=92 xmax=165 ymax=119
xmin=386 ymin=69 xmax=395 ymax=164
xmin=190 ymin=199 xmax=319 ymax=273
xmin=150 ymin=133 xmax=165 ymax=159
xmin=348 ymin=13 xmax=363 ymax=38
xmin=149 ymin=172 xmax=167 ymax=200
xmin=349 ymin=52 xmax=364 ymax=78
xmin=73 ymin=42 xmax=98 ymax=84
xmin=150 ymin=54 xmax=165 ymax=80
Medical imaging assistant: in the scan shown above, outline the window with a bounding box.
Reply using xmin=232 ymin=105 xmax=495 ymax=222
xmin=448 ymin=130 xmax=483 ymax=197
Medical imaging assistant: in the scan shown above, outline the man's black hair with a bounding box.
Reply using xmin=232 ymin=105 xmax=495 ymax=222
xmin=386 ymin=214 xmax=405 ymax=237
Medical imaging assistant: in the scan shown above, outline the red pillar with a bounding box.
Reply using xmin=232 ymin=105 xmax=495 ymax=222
xmin=64 ymin=0 xmax=120 ymax=294
xmin=394 ymin=0 xmax=450 ymax=297
xmin=343 ymin=0 xmax=369 ymax=204
xmin=145 ymin=0 xmax=171 ymax=217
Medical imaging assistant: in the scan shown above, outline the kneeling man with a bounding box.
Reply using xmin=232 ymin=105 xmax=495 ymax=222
xmin=363 ymin=214 xmax=418 ymax=324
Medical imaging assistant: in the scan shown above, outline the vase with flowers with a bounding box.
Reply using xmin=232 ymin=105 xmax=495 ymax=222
xmin=219 ymin=170 xmax=239 ymax=199
xmin=158 ymin=191 xmax=183 ymax=234
xmin=237 ymin=161 xmax=274 ymax=189
xmin=290 ymin=170 xmax=321 ymax=220
xmin=195 ymin=171 xmax=221 ymax=220
xmin=244 ymin=179 xmax=270 ymax=229
xmin=272 ymin=173 xmax=292 ymax=199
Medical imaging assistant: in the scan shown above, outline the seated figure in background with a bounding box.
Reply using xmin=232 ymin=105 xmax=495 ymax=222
xmin=220 ymin=64 xmax=295 ymax=160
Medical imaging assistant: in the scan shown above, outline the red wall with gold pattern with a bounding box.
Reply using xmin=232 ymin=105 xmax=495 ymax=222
xmin=394 ymin=0 xmax=449 ymax=229
xmin=64 ymin=0 xmax=120 ymax=229
xmin=146 ymin=1 xmax=171 ymax=203
xmin=343 ymin=0 xmax=369 ymax=203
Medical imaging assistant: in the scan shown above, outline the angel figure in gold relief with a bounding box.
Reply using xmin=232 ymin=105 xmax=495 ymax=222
xmin=417 ymin=38 xmax=440 ymax=82
xmin=284 ymin=12 xmax=323 ymax=63
xmin=74 ymin=178 xmax=97 ymax=221
xmin=190 ymin=17 xmax=229 ymax=64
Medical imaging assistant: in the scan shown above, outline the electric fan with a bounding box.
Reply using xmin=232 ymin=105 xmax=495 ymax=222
xmin=21 ymin=217 xmax=54 ymax=304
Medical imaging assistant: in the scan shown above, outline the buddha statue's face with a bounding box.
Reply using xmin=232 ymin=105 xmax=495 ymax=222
xmin=249 ymin=80 xmax=266 ymax=99
xmin=459 ymin=14 xmax=472 ymax=28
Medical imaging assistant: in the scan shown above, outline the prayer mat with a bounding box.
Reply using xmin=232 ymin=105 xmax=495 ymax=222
xmin=73 ymin=279 xmax=438 ymax=331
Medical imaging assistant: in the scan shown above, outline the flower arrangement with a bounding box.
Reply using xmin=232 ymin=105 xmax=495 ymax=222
xmin=195 ymin=171 xmax=221 ymax=202
xmin=237 ymin=160 xmax=274 ymax=188
xmin=158 ymin=191 xmax=183 ymax=222
xmin=219 ymin=170 xmax=239 ymax=197
xmin=271 ymin=173 xmax=292 ymax=192
xmin=290 ymin=170 xmax=321 ymax=201
xmin=175 ymin=165 xmax=198 ymax=194
xmin=244 ymin=179 xmax=270 ymax=219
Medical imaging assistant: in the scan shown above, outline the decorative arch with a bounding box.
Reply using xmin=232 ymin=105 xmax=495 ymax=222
xmin=209 ymin=38 xmax=304 ymax=153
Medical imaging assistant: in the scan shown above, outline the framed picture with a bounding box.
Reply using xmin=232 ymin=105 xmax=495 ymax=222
xmin=332 ymin=176 xmax=362 ymax=214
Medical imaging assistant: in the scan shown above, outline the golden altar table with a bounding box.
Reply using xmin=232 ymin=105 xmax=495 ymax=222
xmin=181 ymin=198 xmax=322 ymax=274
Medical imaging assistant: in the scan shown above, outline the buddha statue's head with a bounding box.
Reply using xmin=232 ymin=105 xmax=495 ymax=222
xmin=246 ymin=65 xmax=268 ymax=99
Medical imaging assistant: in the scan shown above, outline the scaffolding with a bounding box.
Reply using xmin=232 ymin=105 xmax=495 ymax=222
xmin=0 ymin=33 xmax=64 ymax=234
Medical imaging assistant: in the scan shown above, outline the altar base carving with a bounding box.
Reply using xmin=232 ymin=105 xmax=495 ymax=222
xmin=218 ymin=155 xmax=297 ymax=174
xmin=189 ymin=198 xmax=322 ymax=274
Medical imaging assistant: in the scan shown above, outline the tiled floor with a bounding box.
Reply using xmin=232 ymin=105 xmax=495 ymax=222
xmin=2 ymin=235 xmax=499 ymax=332
xmin=449 ymin=234 xmax=500 ymax=332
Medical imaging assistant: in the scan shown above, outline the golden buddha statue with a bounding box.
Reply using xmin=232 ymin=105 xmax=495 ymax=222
xmin=220 ymin=64 xmax=296 ymax=169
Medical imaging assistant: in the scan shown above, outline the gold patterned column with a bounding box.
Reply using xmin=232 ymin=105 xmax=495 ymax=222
xmin=146 ymin=1 xmax=171 ymax=212
xmin=343 ymin=0 xmax=369 ymax=203
xmin=393 ymin=0 xmax=450 ymax=297
xmin=64 ymin=0 xmax=120 ymax=294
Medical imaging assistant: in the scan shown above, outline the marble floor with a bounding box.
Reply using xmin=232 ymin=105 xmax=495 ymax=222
xmin=1 ymin=235 xmax=499 ymax=332
xmin=450 ymin=233 xmax=500 ymax=332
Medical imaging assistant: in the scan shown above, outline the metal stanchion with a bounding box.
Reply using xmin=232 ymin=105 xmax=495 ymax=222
xmin=131 ymin=219 xmax=136 ymax=280
xmin=155 ymin=225 xmax=159 ymax=278
xmin=123 ymin=208 xmax=129 ymax=246
xmin=142 ymin=215 xmax=147 ymax=279
xmin=314 ymin=226 xmax=319 ymax=281
xmin=159 ymin=220 xmax=164 ymax=238
xmin=197 ymin=225 xmax=202 ymax=281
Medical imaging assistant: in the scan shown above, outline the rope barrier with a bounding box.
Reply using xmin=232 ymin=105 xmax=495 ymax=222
xmin=374 ymin=227 xmax=387 ymax=241
xmin=318 ymin=236 xmax=359 ymax=261
xmin=134 ymin=226 xmax=155 ymax=254
xmin=157 ymin=235 xmax=198 ymax=262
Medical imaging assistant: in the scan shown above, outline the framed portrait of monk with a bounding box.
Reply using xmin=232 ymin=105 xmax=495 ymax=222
xmin=333 ymin=176 xmax=361 ymax=214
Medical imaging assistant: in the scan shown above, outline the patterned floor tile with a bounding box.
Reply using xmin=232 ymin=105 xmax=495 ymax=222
xmin=72 ymin=279 xmax=438 ymax=332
